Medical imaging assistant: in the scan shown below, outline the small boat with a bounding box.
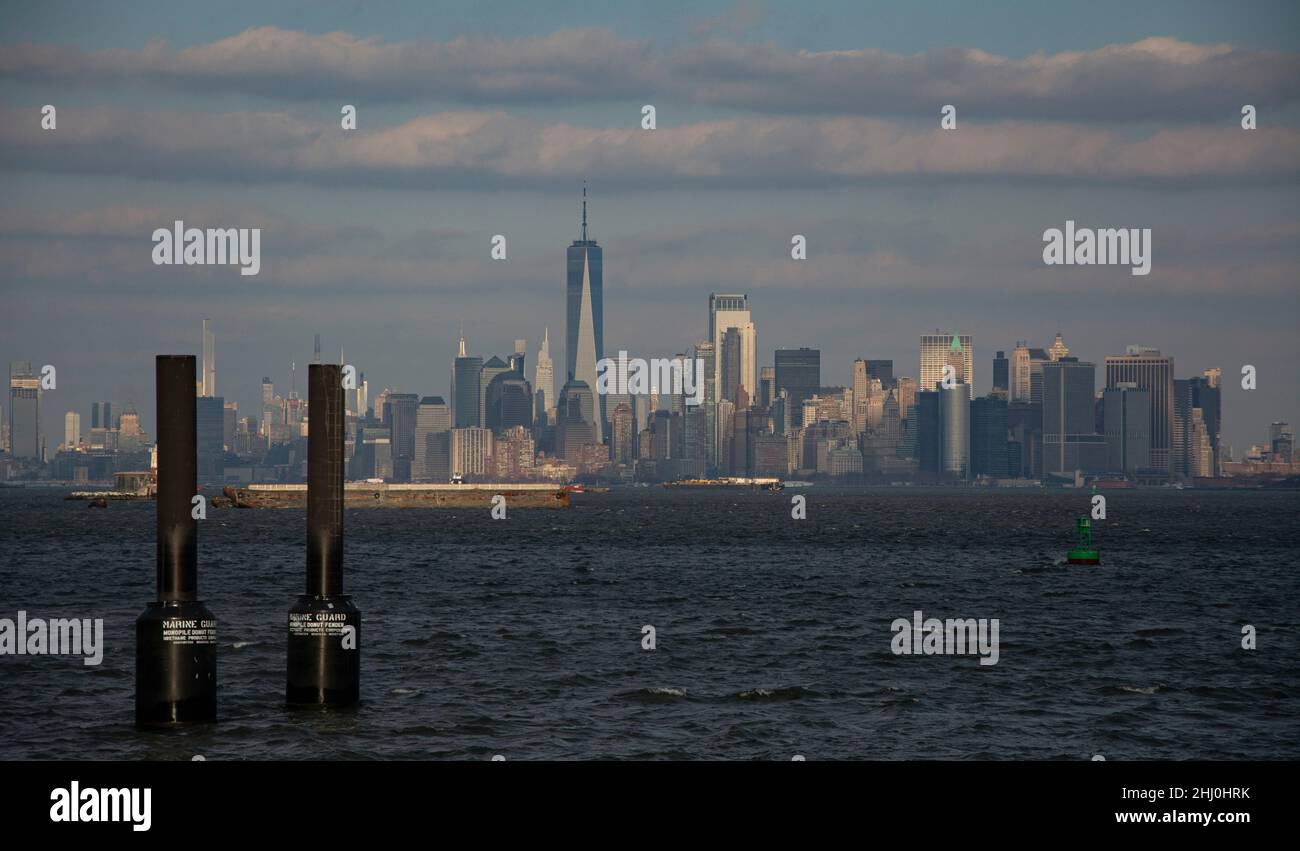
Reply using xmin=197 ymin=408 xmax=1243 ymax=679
xmin=1066 ymin=516 xmax=1101 ymax=565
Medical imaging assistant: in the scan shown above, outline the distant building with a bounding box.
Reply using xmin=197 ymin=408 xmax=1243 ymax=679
xmin=611 ymin=401 xmax=635 ymax=465
xmin=1105 ymin=346 xmax=1174 ymax=475
xmin=1043 ymin=358 xmax=1106 ymax=474
xmin=970 ymin=396 xmax=1010 ymax=478
xmin=383 ymin=392 xmax=420 ymax=482
xmin=940 ymin=384 xmax=970 ymax=479
xmin=195 ymin=396 xmax=225 ymax=482
xmin=991 ymin=351 xmax=1009 ymax=400
xmin=556 ymin=379 xmax=596 ymax=464
xmin=534 ymin=327 xmax=555 ymax=422
xmin=866 ymin=359 xmax=894 ymax=388
xmin=492 ymin=425 xmax=535 ymax=479
xmin=485 ymin=370 xmax=533 ymax=435
xmin=452 ymin=331 xmax=484 ymax=429
xmin=451 ymin=427 xmax=493 ymax=478
xmin=1102 ymin=384 xmax=1150 ymax=474
xmin=709 ymin=293 xmax=756 ymax=411
xmin=921 ymin=332 xmax=972 ymax=398
xmin=64 ymin=411 xmax=81 ymax=450
xmin=413 ymin=396 xmax=451 ymax=482
xmin=759 ymin=366 xmax=776 ymax=409
xmin=567 ymin=188 xmax=606 ymax=442
xmin=915 ymin=390 xmax=942 ymax=474
xmin=774 ymin=348 xmax=820 ymax=428
xmin=1048 ymin=332 xmax=1070 ymax=362
xmin=8 ymin=362 xmax=41 ymax=460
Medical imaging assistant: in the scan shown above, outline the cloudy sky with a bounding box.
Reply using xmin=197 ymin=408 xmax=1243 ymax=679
xmin=2 ymin=0 xmax=1297 ymax=454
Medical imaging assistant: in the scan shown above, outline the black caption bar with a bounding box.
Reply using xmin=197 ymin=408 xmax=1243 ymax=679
xmin=1 ymin=760 xmax=1283 ymax=837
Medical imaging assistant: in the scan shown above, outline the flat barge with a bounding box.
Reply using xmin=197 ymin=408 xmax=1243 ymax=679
xmin=226 ymin=482 xmax=569 ymax=509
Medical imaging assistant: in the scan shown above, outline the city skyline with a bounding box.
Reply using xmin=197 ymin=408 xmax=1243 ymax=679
xmin=2 ymin=1 xmax=1298 ymax=460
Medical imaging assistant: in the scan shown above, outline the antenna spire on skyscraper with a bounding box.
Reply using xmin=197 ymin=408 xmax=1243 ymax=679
xmin=458 ymin=320 xmax=467 ymax=358
xmin=581 ymin=182 xmax=588 ymax=242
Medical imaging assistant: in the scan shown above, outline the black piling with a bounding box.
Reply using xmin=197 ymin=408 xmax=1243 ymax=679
xmin=287 ymin=363 xmax=360 ymax=707
xmin=135 ymin=355 xmax=218 ymax=726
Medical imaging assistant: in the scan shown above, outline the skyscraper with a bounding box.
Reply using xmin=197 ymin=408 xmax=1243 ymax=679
xmin=720 ymin=327 xmax=743 ymax=404
xmin=1011 ymin=343 xmax=1032 ymax=402
xmin=8 ymin=362 xmax=41 ymax=460
xmin=1103 ymin=384 xmax=1150 ymax=474
xmin=759 ymin=366 xmax=775 ymax=409
xmin=556 ymin=379 xmax=596 ymax=463
xmin=535 ymin=327 xmax=554 ymax=422
xmin=611 ymin=401 xmax=635 ymax=466
xmin=413 ymin=396 xmax=451 ymax=482
xmin=708 ymin=294 xmax=757 ymax=407
xmin=992 ymin=351 xmax=1009 ymax=399
xmin=451 ymin=427 xmax=492 ymax=478
xmin=920 ymin=332 xmax=973 ymax=398
xmin=485 ymin=372 xmax=533 ymax=434
xmin=201 ymin=319 xmax=215 ymax=397
xmin=694 ymin=341 xmax=717 ymax=466
xmin=64 ymin=411 xmax=81 ymax=449
xmin=970 ymin=396 xmax=1009 ymax=478
xmin=1197 ymin=369 xmax=1223 ymax=476
xmin=383 ymin=393 xmax=419 ymax=482
xmin=195 ymin=396 xmax=225 ymax=482
xmin=1105 ymin=346 xmax=1174 ymax=475
xmin=1048 ymin=332 xmax=1070 ymax=362
xmin=566 ymin=186 xmax=605 ymax=443
xmin=866 ymin=360 xmax=894 ymax=387
xmin=774 ymin=348 xmax=820 ymax=428
xmin=914 ymin=390 xmax=941 ymax=474
xmin=452 ymin=330 xmax=484 ymax=429
xmin=852 ymin=359 xmax=870 ymax=434
xmin=1043 ymin=358 xmax=1106 ymax=474
xmin=479 ymin=356 xmax=512 ymax=427
xmin=940 ymin=383 xmax=970 ymax=478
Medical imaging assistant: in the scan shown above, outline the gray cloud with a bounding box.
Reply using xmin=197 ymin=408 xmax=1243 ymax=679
xmin=3 ymin=27 xmax=1297 ymax=120
xmin=4 ymin=106 xmax=1297 ymax=190
xmin=4 ymin=203 xmax=1294 ymax=303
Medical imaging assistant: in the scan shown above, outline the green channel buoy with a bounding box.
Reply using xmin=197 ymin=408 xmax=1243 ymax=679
xmin=1067 ymin=516 xmax=1101 ymax=565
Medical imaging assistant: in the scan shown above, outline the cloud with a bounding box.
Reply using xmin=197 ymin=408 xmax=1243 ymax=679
xmin=4 ymin=106 xmax=1298 ymax=189
xmin=3 ymin=203 xmax=1295 ymax=303
xmin=3 ymin=27 xmax=1297 ymax=120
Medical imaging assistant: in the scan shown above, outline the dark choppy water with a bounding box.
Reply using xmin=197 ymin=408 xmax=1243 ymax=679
xmin=1 ymin=487 xmax=1297 ymax=760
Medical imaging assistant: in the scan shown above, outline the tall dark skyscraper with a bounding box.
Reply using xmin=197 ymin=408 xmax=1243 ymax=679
xmin=992 ymin=351 xmax=1009 ymax=399
xmin=865 ymin=359 xmax=894 ymax=388
xmin=720 ymin=327 xmax=743 ymax=404
xmin=566 ymin=186 xmax=604 ymax=442
xmin=971 ymin=395 xmax=1010 ymax=478
xmin=915 ymin=390 xmax=941 ymax=473
xmin=1043 ymin=358 xmax=1106 ymax=474
xmin=452 ymin=330 xmax=484 ymax=429
xmin=1103 ymin=384 xmax=1150 ymax=473
xmin=383 ymin=392 xmax=419 ymax=482
xmin=774 ymin=348 xmax=820 ymax=428
xmin=195 ymin=396 xmax=225 ymax=482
